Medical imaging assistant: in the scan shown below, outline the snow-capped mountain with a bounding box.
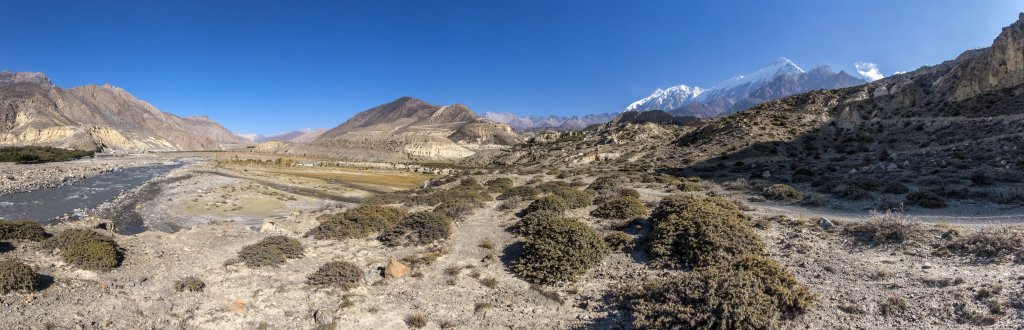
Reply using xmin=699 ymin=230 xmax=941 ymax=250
xmin=484 ymin=112 xmax=618 ymax=131
xmin=625 ymin=57 xmax=865 ymax=117
xmin=624 ymin=85 xmax=706 ymax=112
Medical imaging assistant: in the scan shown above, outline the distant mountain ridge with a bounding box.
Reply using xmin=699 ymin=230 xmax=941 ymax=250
xmin=256 ymin=97 xmax=518 ymax=162
xmin=483 ymin=112 xmax=617 ymax=131
xmin=240 ymin=128 xmax=327 ymax=144
xmin=0 ymin=71 xmax=247 ymax=151
xmin=626 ymin=58 xmax=865 ymax=117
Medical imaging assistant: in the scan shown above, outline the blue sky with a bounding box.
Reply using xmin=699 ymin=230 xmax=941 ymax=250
xmin=0 ymin=0 xmax=1020 ymax=134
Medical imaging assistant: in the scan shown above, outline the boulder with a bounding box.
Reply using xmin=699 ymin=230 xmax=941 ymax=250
xmin=385 ymin=258 xmax=410 ymax=279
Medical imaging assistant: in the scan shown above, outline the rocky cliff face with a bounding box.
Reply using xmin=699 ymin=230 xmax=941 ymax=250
xmin=0 ymin=71 xmax=246 ymax=151
xmin=277 ymin=97 xmax=520 ymax=162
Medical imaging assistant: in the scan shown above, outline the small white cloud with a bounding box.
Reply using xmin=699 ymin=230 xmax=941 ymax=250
xmin=892 ymin=71 xmax=907 ymax=75
xmin=855 ymin=62 xmax=885 ymax=81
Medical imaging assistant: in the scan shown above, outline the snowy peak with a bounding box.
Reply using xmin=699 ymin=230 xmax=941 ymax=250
xmin=624 ymin=84 xmax=706 ymax=112
xmin=712 ymin=57 xmax=804 ymax=91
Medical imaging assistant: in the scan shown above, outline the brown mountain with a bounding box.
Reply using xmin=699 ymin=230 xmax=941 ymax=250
xmin=0 ymin=71 xmax=246 ymax=151
xmin=256 ymin=97 xmax=518 ymax=162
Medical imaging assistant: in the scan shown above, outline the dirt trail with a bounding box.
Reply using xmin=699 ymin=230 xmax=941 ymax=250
xmin=748 ymin=199 xmax=1024 ymax=226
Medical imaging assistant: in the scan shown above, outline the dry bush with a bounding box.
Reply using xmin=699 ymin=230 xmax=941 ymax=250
xmin=307 ymin=261 xmax=363 ymax=290
xmin=512 ymin=218 xmax=609 ymax=284
xmin=943 ymin=227 xmax=1024 ymax=263
xmin=648 ymin=195 xmax=764 ymax=269
xmin=0 ymin=220 xmax=48 ymax=241
xmin=620 ymin=255 xmax=813 ymax=329
xmin=379 ymin=212 xmax=453 ymax=247
xmin=237 ymin=235 xmax=304 ymax=268
xmin=763 ymin=184 xmax=802 ymax=201
xmin=587 ymin=175 xmax=627 ymax=193
xmin=408 ymin=187 xmax=492 ymax=207
xmin=0 ymin=259 xmax=37 ymax=294
xmin=536 ymin=181 xmax=572 ymax=193
xmin=906 ymin=191 xmax=947 ymax=208
xmin=590 ymin=196 xmax=648 ymax=220
xmin=522 ymin=195 xmax=569 ymax=216
xmin=604 ymin=231 xmax=636 ymax=252
xmin=45 ymin=228 xmax=121 ymax=271
xmin=844 ymin=212 xmax=925 ymax=246
xmin=173 ymin=276 xmax=206 ymax=292
xmin=361 ymin=191 xmax=412 ymax=205
xmin=307 ymin=205 xmax=408 ymax=239
xmin=404 ymin=314 xmax=428 ymax=328
xmin=553 ymin=188 xmax=595 ymax=209
xmin=497 ymin=185 xmax=540 ymax=201
xmin=484 ymin=177 xmax=514 ymax=192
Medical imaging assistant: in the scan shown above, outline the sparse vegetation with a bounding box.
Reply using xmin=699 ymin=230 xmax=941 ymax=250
xmin=0 ymin=220 xmax=48 ymax=241
xmin=237 ymin=235 xmax=304 ymax=268
xmin=497 ymin=185 xmax=540 ymax=201
xmin=512 ymin=217 xmax=609 ymax=284
xmin=0 ymin=146 xmax=94 ymax=163
xmin=879 ymin=296 xmax=908 ymax=317
xmin=307 ymin=205 xmax=408 ymax=239
xmin=173 ymin=276 xmax=206 ymax=292
xmin=379 ymin=211 xmax=453 ymax=247
xmin=619 ymin=255 xmax=814 ymax=329
xmin=906 ymin=191 xmax=947 ymax=208
xmin=484 ymin=177 xmax=514 ymax=192
xmin=764 ymin=184 xmax=802 ymax=201
xmin=0 ymin=259 xmax=37 ymax=294
xmin=307 ymin=261 xmax=363 ymax=289
xmin=844 ymin=212 xmax=925 ymax=246
xmin=404 ymin=314 xmax=428 ymax=328
xmin=943 ymin=227 xmax=1024 ymax=262
xmin=522 ymin=195 xmax=568 ymax=216
xmin=590 ymin=196 xmax=647 ymax=220
xmin=648 ymin=195 xmax=764 ymax=269
xmin=552 ymin=188 xmax=595 ymax=209
xmin=45 ymin=228 xmax=121 ymax=271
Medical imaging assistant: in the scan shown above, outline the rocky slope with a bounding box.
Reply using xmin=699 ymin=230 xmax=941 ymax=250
xmin=626 ymin=58 xmax=865 ymax=117
xmin=260 ymin=97 xmax=518 ymax=162
xmin=0 ymin=71 xmax=247 ymax=151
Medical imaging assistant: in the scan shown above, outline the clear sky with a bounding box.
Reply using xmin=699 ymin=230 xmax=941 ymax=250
xmin=0 ymin=0 xmax=1020 ymax=134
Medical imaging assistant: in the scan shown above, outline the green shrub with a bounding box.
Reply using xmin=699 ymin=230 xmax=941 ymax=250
xmin=604 ymin=231 xmax=636 ymax=252
xmin=0 ymin=220 xmax=48 ymax=241
xmin=522 ymin=195 xmax=569 ymax=216
xmin=648 ymin=195 xmax=764 ymax=269
xmin=173 ymin=276 xmax=206 ymax=292
xmin=678 ymin=180 xmax=706 ymax=192
xmin=237 ymin=236 xmax=304 ymax=268
xmin=763 ymin=184 xmax=802 ymax=201
xmin=0 ymin=146 xmax=94 ymax=163
xmin=514 ymin=210 xmax=571 ymax=237
xmin=617 ymin=188 xmax=641 ymax=199
xmin=587 ymin=175 xmax=625 ymax=193
xmin=307 ymin=206 xmax=408 ymax=239
xmin=433 ymin=201 xmax=476 ymax=219
xmin=46 ymin=229 xmax=121 ymax=271
xmin=553 ymin=188 xmax=595 ymax=209
xmin=497 ymin=185 xmax=540 ymax=201
xmin=906 ymin=191 xmax=947 ymax=208
xmin=409 ymin=187 xmax=492 ymax=206
xmin=536 ymin=181 xmax=572 ymax=193
xmin=512 ymin=218 xmax=609 ymax=284
xmin=0 ymin=259 xmax=37 ymax=294
xmin=485 ymin=177 xmax=514 ymax=192
xmin=620 ymin=255 xmax=814 ymax=329
xmin=590 ymin=196 xmax=647 ymax=220
xmin=379 ymin=212 xmax=453 ymax=247
xmin=844 ymin=212 xmax=925 ymax=246
xmin=307 ymin=261 xmax=363 ymax=289
xmin=458 ymin=177 xmax=484 ymax=190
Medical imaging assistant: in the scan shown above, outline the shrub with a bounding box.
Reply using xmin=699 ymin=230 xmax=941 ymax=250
xmin=458 ymin=177 xmax=484 ymax=190
xmin=620 ymin=255 xmax=814 ymax=329
xmin=484 ymin=177 xmax=514 ymax=193
xmin=604 ymin=231 xmax=636 ymax=252
xmin=970 ymin=170 xmax=994 ymax=186
xmin=497 ymin=185 xmax=540 ymax=201
xmin=881 ymin=182 xmax=910 ymax=194
xmin=763 ymin=184 xmax=802 ymax=201
xmin=678 ymin=180 xmax=706 ymax=192
xmin=553 ymin=188 xmax=595 ymax=209
xmin=173 ymin=276 xmax=206 ymax=292
xmin=379 ymin=212 xmax=453 ymax=247
xmin=46 ymin=228 xmax=121 ymax=271
xmin=515 ymin=210 xmax=570 ymax=237
xmin=307 ymin=206 xmax=408 ymax=239
xmin=906 ymin=191 xmax=947 ymax=208
xmin=512 ymin=218 xmax=609 ymax=284
xmin=307 ymin=261 xmax=363 ymax=290
xmin=408 ymin=187 xmax=492 ymax=207
xmin=522 ymin=195 xmax=569 ymax=216
xmin=536 ymin=181 xmax=572 ymax=193
xmin=0 ymin=220 xmax=47 ymax=241
xmin=433 ymin=201 xmax=476 ymax=219
xmin=944 ymin=228 xmax=1024 ymax=262
xmin=238 ymin=236 xmax=304 ymax=268
xmin=591 ymin=196 xmax=648 ymax=220
xmin=587 ymin=175 xmax=626 ymax=193
xmin=362 ymin=191 xmax=411 ymax=205
xmin=648 ymin=195 xmax=764 ymax=269
xmin=0 ymin=259 xmax=37 ymax=294
xmin=844 ymin=212 xmax=925 ymax=245
xmin=404 ymin=314 xmax=428 ymax=328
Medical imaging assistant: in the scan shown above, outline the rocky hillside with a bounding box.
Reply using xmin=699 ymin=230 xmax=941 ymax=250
xmin=627 ymin=58 xmax=865 ymax=117
xmin=0 ymin=71 xmax=247 ymax=151
xmin=259 ymin=97 xmax=518 ymax=162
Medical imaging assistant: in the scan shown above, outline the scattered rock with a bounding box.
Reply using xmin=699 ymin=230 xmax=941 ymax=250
xmin=385 ymin=258 xmax=410 ymax=279
xmin=818 ymin=218 xmax=835 ymax=231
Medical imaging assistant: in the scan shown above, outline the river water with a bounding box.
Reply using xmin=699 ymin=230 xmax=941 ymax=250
xmin=0 ymin=162 xmax=183 ymax=225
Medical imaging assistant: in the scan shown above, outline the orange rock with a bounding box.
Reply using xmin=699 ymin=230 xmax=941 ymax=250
xmin=231 ymin=297 xmax=246 ymax=315
xmin=385 ymin=258 xmax=410 ymax=279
